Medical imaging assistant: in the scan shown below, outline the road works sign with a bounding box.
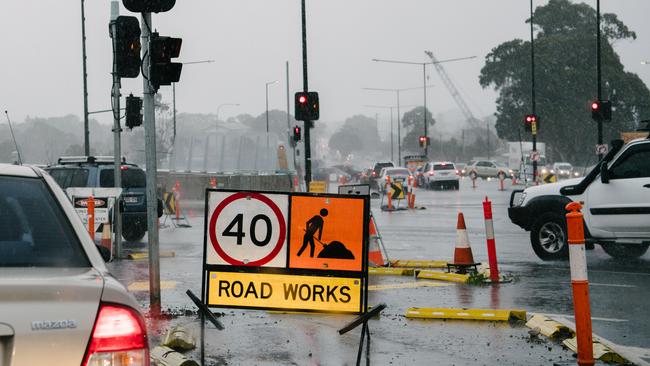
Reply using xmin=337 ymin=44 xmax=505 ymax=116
xmin=203 ymin=189 xmax=369 ymax=313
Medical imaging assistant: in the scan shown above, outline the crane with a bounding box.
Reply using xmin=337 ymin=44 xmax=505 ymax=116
xmin=424 ymin=50 xmax=480 ymax=127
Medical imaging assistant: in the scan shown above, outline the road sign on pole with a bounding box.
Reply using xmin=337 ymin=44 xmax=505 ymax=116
xmin=595 ymin=144 xmax=608 ymax=156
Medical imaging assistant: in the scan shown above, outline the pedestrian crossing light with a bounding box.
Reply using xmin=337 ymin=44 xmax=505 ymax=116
xmin=591 ymin=100 xmax=612 ymax=121
xmin=294 ymin=91 xmax=319 ymax=121
xmin=293 ymin=125 xmax=301 ymax=142
xmin=125 ymin=94 xmax=143 ymax=129
xmin=111 ymin=16 xmax=141 ymax=78
xmin=524 ymin=114 xmax=539 ymax=133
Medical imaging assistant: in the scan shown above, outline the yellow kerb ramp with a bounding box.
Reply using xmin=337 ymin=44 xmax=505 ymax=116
xmin=406 ymin=307 xmax=526 ymax=322
xmin=525 ymin=314 xmax=575 ymax=340
xmin=369 ymin=267 xmax=414 ymax=276
xmin=563 ymin=336 xmax=628 ymax=364
xmin=389 ymin=260 xmax=448 ymax=268
xmin=417 ymin=270 xmax=469 ymax=283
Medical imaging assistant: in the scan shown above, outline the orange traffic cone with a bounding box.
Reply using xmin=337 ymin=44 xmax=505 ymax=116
xmin=450 ymin=212 xmax=478 ymax=273
xmin=100 ymin=222 xmax=112 ymax=252
xmin=368 ymin=215 xmax=386 ymax=267
xmin=210 ymin=177 xmax=217 ymax=188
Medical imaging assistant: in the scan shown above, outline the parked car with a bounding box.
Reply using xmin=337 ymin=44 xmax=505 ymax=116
xmin=45 ymin=156 xmax=156 ymax=242
xmin=423 ymin=161 xmax=460 ymax=190
xmin=509 ymin=137 xmax=650 ymax=260
xmin=0 ymin=163 xmax=149 ymax=365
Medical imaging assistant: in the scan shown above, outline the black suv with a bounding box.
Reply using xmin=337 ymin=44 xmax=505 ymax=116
xmin=46 ymin=156 xmax=150 ymax=241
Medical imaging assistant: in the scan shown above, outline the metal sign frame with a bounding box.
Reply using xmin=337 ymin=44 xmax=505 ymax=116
xmin=201 ymin=188 xmax=369 ymax=315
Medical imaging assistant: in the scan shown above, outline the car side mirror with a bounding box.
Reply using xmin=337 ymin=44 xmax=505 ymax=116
xmin=600 ymin=162 xmax=610 ymax=184
xmin=96 ymin=245 xmax=111 ymax=262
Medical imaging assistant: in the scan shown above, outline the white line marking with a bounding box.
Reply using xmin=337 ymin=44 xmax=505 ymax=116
xmin=539 ymin=312 xmax=628 ymax=323
xmin=560 ymin=281 xmax=636 ymax=288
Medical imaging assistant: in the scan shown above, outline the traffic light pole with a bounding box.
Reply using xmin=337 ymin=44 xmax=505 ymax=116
xmin=530 ymin=0 xmax=538 ymax=184
xmin=110 ymin=4 xmax=123 ymax=259
xmin=301 ymin=0 xmax=312 ymax=191
xmin=596 ymin=0 xmax=604 ymax=161
xmin=423 ymin=63 xmax=428 ymax=157
xmin=141 ymin=12 xmax=161 ymax=313
xmin=81 ymin=0 xmax=90 ymax=156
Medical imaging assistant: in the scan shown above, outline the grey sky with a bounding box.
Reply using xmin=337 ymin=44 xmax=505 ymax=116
xmin=1 ymin=1 xmax=649 ymax=127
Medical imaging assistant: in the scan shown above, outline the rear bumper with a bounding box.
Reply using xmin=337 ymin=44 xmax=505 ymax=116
xmin=429 ymin=176 xmax=459 ymax=182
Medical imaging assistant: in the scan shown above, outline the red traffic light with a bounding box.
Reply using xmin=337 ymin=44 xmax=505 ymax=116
xmin=298 ymin=95 xmax=307 ymax=104
xmin=525 ymin=114 xmax=536 ymax=123
xmin=591 ymin=102 xmax=600 ymax=110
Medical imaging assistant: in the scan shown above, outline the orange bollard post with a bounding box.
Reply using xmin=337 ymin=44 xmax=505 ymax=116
xmin=87 ymin=194 xmax=95 ymax=240
xmin=386 ymin=176 xmax=393 ymax=211
xmin=210 ymin=177 xmax=217 ymax=188
xmin=406 ymin=176 xmax=413 ymax=209
xmin=483 ymin=197 xmax=500 ymax=282
xmin=566 ymin=202 xmax=595 ymax=366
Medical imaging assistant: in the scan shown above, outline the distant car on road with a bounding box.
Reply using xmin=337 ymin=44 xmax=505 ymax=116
xmin=423 ymin=161 xmax=460 ymax=190
xmin=468 ymin=160 xmax=511 ymax=179
xmin=378 ymin=167 xmax=411 ymax=189
xmin=370 ymin=161 xmax=395 ymax=189
xmin=0 ymin=164 xmax=149 ymax=365
xmin=551 ymin=162 xmax=575 ymax=179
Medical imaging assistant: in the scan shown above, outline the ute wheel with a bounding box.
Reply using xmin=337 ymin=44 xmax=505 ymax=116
xmin=530 ymin=213 xmax=569 ymax=260
xmin=601 ymin=243 xmax=649 ymax=259
xmin=123 ymin=224 xmax=146 ymax=242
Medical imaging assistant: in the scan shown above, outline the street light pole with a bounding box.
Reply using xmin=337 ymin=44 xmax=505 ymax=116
xmin=265 ymin=80 xmax=278 ymax=162
xmin=372 ymin=55 xmax=474 ymax=157
xmin=81 ymin=0 xmax=90 ymax=156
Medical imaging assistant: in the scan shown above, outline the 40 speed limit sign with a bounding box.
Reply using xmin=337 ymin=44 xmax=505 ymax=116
xmin=207 ymin=191 xmax=288 ymax=267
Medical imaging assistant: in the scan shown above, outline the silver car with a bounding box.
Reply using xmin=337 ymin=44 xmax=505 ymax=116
xmin=0 ymin=164 xmax=149 ymax=366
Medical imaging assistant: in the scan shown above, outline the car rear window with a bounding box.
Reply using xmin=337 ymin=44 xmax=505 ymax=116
xmin=0 ymin=176 xmax=90 ymax=267
xmin=100 ymin=168 xmax=146 ymax=188
xmin=47 ymin=168 xmax=89 ymax=189
xmin=373 ymin=163 xmax=393 ymax=174
xmin=433 ymin=164 xmax=454 ymax=170
xmin=386 ymin=168 xmax=409 ymax=176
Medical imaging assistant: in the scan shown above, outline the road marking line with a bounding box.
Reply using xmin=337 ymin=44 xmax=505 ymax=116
xmin=560 ymin=281 xmax=636 ymax=288
xmin=539 ymin=312 xmax=628 ymax=323
xmin=128 ymin=280 xmax=177 ymax=292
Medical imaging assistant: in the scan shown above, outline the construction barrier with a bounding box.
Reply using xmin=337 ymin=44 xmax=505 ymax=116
xmin=482 ymin=197 xmax=500 ymax=283
xmin=405 ymin=307 xmax=526 ymax=322
xmin=448 ymin=212 xmax=478 ymax=274
xmin=308 ymin=180 xmax=327 ymax=193
xmin=563 ymin=336 xmax=628 ymax=364
xmin=369 ymin=267 xmax=414 ymax=276
xmin=566 ymin=202 xmax=594 ymax=366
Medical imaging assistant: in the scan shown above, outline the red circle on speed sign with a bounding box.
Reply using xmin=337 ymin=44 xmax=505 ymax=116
xmin=209 ymin=192 xmax=286 ymax=266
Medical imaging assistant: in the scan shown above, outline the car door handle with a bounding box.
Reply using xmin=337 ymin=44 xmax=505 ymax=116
xmin=644 ymin=184 xmax=650 ymax=188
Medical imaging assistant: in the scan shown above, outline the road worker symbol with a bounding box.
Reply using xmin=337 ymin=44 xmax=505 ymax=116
xmin=289 ymin=196 xmax=364 ymax=271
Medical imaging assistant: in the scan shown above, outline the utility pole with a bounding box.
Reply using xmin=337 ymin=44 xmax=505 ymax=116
xmin=301 ymin=0 xmax=312 ymax=190
xmin=286 ymin=61 xmax=297 ymax=169
xmin=596 ymin=0 xmax=604 ymax=161
xmin=530 ymin=0 xmax=538 ymax=184
xmin=141 ymin=12 xmax=161 ymax=312
xmin=81 ymin=0 xmax=90 ymax=156
xmin=487 ymin=121 xmax=490 ymax=160
xmin=109 ymin=1 xmax=123 ymax=259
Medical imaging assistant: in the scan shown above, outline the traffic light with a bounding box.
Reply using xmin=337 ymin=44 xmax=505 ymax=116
xmin=591 ymin=100 xmax=612 ymax=121
xmin=125 ymin=94 xmax=143 ymax=129
xmin=294 ymin=92 xmax=319 ymax=121
xmin=111 ymin=16 xmax=141 ymax=78
xmin=293 ymin=125 xmax=301 ymax=142
xmin=418 ymin=135 xmax=429 ymax=148
xmin=524 ymin=114 xmax=539 ymax=132
xmin=149 ymin=33 xmax=182 ymax=90
xmin=122 ymin=0 xmax=175 ymax=13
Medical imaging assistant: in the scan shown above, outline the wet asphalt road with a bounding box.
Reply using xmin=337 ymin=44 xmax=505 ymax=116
xmin=108 ymin=178 xmax=650 ymax=365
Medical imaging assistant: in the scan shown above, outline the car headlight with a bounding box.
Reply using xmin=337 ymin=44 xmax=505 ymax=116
xmin=516 ymin=192 xmax=527 ymax=207
xmin=574 ymin=172 xmax=580 ymax=176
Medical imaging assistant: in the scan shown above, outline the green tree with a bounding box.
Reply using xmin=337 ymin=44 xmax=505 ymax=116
xmin=328 ymin=115 xmax=381 ymax=157
xmin=479 ymin=0 xmax=650 ymax=163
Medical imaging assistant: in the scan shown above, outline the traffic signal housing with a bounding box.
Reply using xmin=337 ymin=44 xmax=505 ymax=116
xmin=149 ymin=33 xmax=182 ymax=90
xmin=294 ymin=92 xmax=319 ymax=121
xmin=524 ymin=114 xmax=539 ymax=133
xmin=293 ymin=125 xmax=301 ymax=142
xmin=111 ymin=16 xmax=141 ymax=78
xmin=125 ymin=94 xmax=143 ymax=129
xmin=122 ymin=0 xmax=175 ymax=13
xmin=418 ymin=135 xmax=430 ymax=148
xmin=591 ymin=100 xmax=612 ymax=121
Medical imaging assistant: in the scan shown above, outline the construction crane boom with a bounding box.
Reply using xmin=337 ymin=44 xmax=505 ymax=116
xmin=424 ymin=50 xmax=479 ymax=126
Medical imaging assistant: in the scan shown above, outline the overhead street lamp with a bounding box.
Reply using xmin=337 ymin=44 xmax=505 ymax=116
xmin=372 ymin=55 xmax=475 ymax=156
xmin=363 ymin=85 xmax=432 ymax=164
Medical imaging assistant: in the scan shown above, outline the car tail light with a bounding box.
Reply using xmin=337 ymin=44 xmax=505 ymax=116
xmin=455 ymin=170 xmax=460 ymax=175
xmin=371 ymin=171 xmax=377 ymax=177
xmin=82 ymin=304 xmax=149 ymax=366
xmin=428 ymin=171 xmax=434 ymax=176
xmin=120 ymin=165 xmax=129 ymax=171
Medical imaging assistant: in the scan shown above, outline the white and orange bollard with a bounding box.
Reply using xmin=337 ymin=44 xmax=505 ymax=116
xmin=498 ymin=171 xmax=506 ymax=191
xmin=100 ymin=221 xmax=112 ymax=252
xmin=470 ymin=170 xmax=478 ymax=189
xmin=482 ymin=197 xmax=500 ymax=282
xmin=210 ymin=177 xmax=217 ymax=188
xmin=566 ymin=202 xmax=594 ymax=366
xmin=87 ymin=194 xmax=95 ymax=240
xmin=406 ymin=176 xmax=413 ymax=209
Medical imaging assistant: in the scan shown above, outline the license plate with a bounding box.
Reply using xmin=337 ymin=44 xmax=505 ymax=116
xmin=124 ymin=196 xmax=138 ymax=203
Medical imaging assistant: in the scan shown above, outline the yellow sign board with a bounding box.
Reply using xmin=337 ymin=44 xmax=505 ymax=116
xmin=309 ymin=181 xmax=327 ymax=193
xmin=207 ymin=271 xmax=362 ymax=313
xmin=531 ymin=121 xmax=537 ymax=135
xmin=389 ymin=182 xmax=405 ymax=200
